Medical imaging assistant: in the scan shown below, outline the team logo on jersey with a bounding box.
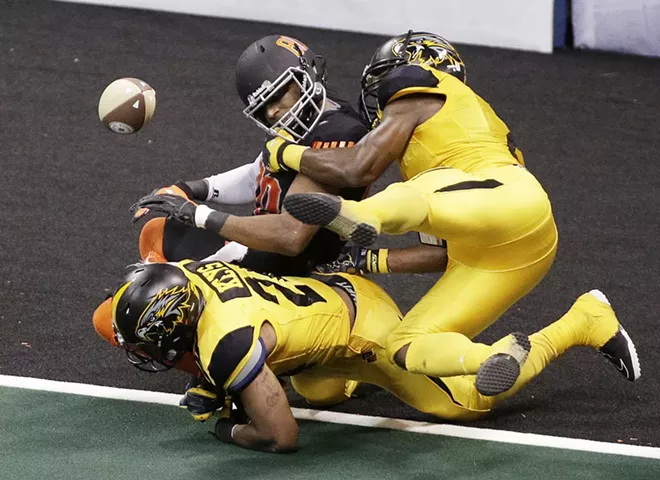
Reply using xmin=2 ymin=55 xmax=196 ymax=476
xmin=136 ymin=285 xmax=195 ymax=342
xmin=392 ymin=35 xmax=464 ymax=74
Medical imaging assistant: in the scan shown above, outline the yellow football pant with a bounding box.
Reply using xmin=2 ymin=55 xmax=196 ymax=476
xmin=295 ymin=275 xmax=584 ymax=421
xmin=343 ymin=165 xmax=559 ymax=377
xmin=290 ymin=375 xmax=359 ymax=407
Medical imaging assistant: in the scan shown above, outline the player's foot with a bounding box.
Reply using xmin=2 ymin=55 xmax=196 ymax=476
xmin=475 ymin=332 xmax=531 ymax=396
xmin=568 ymin=289 xmax=641 ymax=381
xmin=284 ymin=193 xmax=380 ymax=246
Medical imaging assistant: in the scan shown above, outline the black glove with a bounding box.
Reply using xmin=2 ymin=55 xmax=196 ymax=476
xmin=179 ymin=381 xmax=222 ymax=422
xmin=213 ymin=396 xmax=249 ymax=444
xmin=315 ymin=245 xmax=390 ymax=275
xmin=130 ymin=193 xmax=229 ymax=232
xmin=131 ymin=193 xmax=198 ymax=226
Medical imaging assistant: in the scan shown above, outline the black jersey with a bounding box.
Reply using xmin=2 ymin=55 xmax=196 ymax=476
xmin=240 ymin=98 xmax=368 ymax=276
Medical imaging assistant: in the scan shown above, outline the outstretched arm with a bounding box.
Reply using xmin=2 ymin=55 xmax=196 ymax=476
xmin=316 ymin=243 xmax=448 ymax=275
xmin=228 ymin=365 xmax=298 ymax=453
xmin=266 ymin=97 xmax=426 ymax=188
xmin=216 ymin=174 xmax=334 ymax=256
xmin=131 ymin=174 xmax=335 ymax=257
xmin=298 ymin=103 xmax=415 ymax=187
xmin=386 ymin=244 xmax=448 ymax=273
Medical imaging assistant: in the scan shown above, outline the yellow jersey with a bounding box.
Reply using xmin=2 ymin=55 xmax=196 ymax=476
xmin=377 ymin=64 xmax=525 ymax=180
xmin=175 ymin=260 xmax=356 ymax=392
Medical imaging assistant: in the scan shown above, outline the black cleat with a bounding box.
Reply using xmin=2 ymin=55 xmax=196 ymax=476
xmin=284 ymin=193 xmax=378 ymax=246
xmin=599 ymin=326 xmax=641 ymax=381
xmin=475 ymin=332 xmax=531 ymax=397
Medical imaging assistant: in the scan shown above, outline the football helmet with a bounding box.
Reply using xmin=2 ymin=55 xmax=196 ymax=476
xmin=111 ymin=263 xmax=204 ymax=372
xmin=359 ymin=31 xmax=466 ymax=128
xmin=235 ymin=35 xmax=327 ymax=143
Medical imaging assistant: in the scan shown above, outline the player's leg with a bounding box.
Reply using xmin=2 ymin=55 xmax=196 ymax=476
xmin=282 ymin=168 xmax=469 ymax=245
xmin=284 ymin=166 xmax=555 ymax=256
xmin=139 ymin=217 xmax=228 ymax=262
xmin=92 ymin=297 xmax=118 ymax=346
xmin=510 ymin=289 xmax=640 ymax=383
xmin=354 ymin=349 xmax=489 ymax=422
xmin=138 ymin=217 xmax=168 ymax=262
xmin=442 ymin=290 xmax=641 ymax=411
xmin=290 ymin=372 xmax=359 ymax=407
xmin=387 ymin=253 xmax=554 ymax=395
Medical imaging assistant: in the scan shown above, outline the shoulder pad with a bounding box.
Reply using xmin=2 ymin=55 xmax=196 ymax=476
xmin=305 ymin=105 xmax=368 ymax=148
xmin=377 ymin=65 xmax=439 ymax=111
xmin=207 ymin=325 xmax=265 ymax=391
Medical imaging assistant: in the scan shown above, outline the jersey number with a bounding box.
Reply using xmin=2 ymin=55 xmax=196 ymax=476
xmin=255 ymin=163 xmax=283 ymax=215
xmin=245 ymin=277 xmax=326 ymax=307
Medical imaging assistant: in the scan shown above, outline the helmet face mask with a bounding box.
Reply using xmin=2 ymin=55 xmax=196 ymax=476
xmin=122 ymin=343 xmax=177 ymax=373
xmin=359 ymin=31 xmax=466 ymax=128
xmin=236 ymin=35 xmax=327 ymax=143
xmin=111 ymin=264 xmax=204 ymax=373
xmin=243 ymin=66 xmax=326 ymax=143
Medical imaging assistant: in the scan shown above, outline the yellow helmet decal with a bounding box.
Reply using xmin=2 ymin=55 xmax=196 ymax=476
xmin=135 ymin=284 xmax=194 ymax=342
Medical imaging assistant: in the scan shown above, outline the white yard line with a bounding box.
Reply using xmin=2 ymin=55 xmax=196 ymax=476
xmin=1 ymin=374 xmax=659 ymax=460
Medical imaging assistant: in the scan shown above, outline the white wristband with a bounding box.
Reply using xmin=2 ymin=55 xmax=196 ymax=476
xmin=194 ymin=204 xmax=214 ymax=228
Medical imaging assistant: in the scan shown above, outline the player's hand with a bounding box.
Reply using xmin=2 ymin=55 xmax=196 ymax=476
xmin=263 ymin=129 xmax=307 ymax=173
xmin=213 ymin=395 xmax=249 ymax=443
xmin=132 ymin=184 xmax=191 ymax=221
xmin=131 ymin=193 xmax=198 ymax=226
xmin=179 ymin=383 xmax=222 ymax=422
xmin=315 ymin=245 xmax=390 ymax=275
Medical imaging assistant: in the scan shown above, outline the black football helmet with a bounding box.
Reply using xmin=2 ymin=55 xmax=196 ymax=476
xmin=111 ymin=263 xmax=204 ymax=372
xmin=359 ymin=31 xmax=466 ymax=128
xmin=235 ymin=35 xmax=327 ymax=143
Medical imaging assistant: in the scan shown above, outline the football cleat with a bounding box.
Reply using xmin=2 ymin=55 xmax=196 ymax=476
xmin=475 ymin=332 xmax=531 ymax=396
xmin=284 ymin=193 xmax=379 ymax=246
xmin=578 ymin=290 xmax=641 ymax=381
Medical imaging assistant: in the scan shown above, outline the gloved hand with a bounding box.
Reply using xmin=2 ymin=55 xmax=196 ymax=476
xmin=131 ymin=193 xmax=198 ymax=226
xmin=263 ymin=129 xmax=307 ymax=173
xmin=132 ymin=183 xmax=191 ymax=222
xmin=214 ymin=396 xmax=249 ymax=444
xmin=315 ymin=245 xmax=390 ymax=275
xmin=179 ymin=381 xmax=222 ymax=422
xmin=130 ymin=194 xmax=228 ymax=232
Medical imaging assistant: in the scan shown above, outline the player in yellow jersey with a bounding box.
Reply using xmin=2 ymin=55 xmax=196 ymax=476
xmin=110 ymin=260 xmax=639 ymax=453
xmin=256 ymin=30 xmax=617 ymax=396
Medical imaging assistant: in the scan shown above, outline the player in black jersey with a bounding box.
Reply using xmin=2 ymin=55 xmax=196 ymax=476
xmin=132 ymin=34 xmax=448 ymax=277
xmin=95 ymin=35 xmax=449 ymax=411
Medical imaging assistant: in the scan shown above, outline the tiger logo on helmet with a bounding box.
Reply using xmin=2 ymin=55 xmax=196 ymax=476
xmin=111 ymin=263 xmax=205 ymax=371
xmin=359 ymin=30 xmax=466 ymax=128
xmin=391 ymin=33 xmax=465 ymax=79
xmin=135 ymin=284 xmax=196 ymax=343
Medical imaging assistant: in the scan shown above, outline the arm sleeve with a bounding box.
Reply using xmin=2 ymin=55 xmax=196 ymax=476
xmin=204 ymin=154 xmax=261 ymax=206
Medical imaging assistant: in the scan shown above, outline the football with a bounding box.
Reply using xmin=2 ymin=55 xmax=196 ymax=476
xmin=98 ymin=77 xmax=156 ymax=134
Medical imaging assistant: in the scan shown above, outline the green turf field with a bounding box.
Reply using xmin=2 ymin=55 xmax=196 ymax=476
xmin=1 ymin=385 xmax=658 ymax=480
